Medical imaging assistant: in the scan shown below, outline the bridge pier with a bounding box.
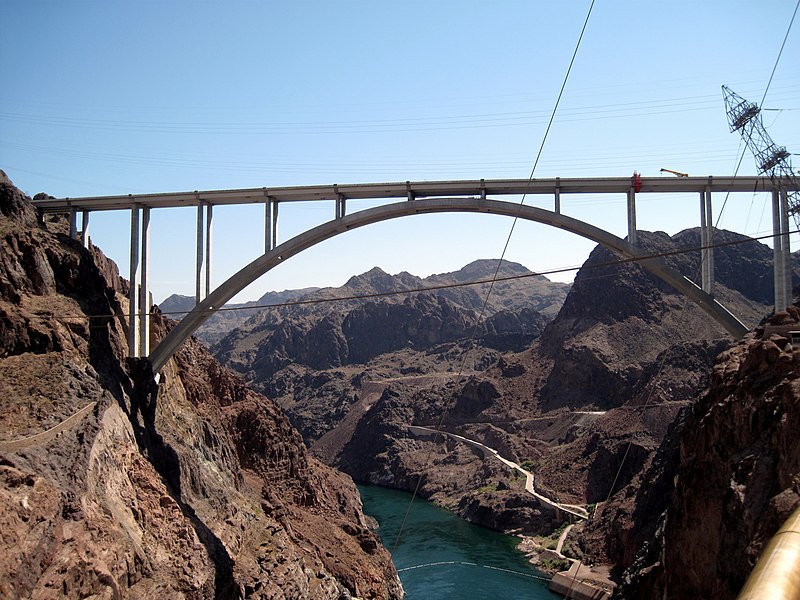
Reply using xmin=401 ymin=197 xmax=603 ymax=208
xmin=334 ymin=186 xmax=346 ymax=219
xmin=700 ymin=182 xmax=715 ymax=295
xmin=67 ymin=207 xmax=90 ymax=245
xmin=129 ymin=207 xmax=140 ymax=356
xmin=128 ymin=205 xmax=151 ymax=357
xmin=205 ymin=204 xmax=213 ymax=299
xmin=80 ymin=210 xmax=90 ymax=248
xmin=264 ymin=197 xmax=277 ymax=252
xmin=195 ymin=203 xmax=213 ymax=304
xmin=772 ymin=189 xmax=792 ymax=311
xmin=139 ymin=207 xmax=151 ymax=356
xmin=554 ymin=178 xmax=561 ymax=214
xmin=69 ymin=207 xmax=78 ymax=240
xmin=626 ymin=187 xmax=637 ymax=245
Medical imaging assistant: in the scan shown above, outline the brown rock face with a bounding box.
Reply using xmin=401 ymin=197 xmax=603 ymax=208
xmin=613 ymin=312 xmax=800 ymax=599
xmin=0 ymin=177 xmax=402 ymax=599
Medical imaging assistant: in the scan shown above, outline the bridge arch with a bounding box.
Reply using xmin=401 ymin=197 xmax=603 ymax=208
xmin=148 ymin=196 xmax=747 ymax=372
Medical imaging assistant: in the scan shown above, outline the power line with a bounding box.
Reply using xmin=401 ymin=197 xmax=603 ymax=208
xmin=387 ymin=0 xmax=596 ymax=556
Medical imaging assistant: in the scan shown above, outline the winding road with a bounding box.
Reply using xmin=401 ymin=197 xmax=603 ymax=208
xmin=407 ymin=425 xmax=588 ymax=520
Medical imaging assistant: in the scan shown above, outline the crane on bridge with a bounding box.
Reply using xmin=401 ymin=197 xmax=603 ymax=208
xmin=722 ymin=85 xmax=800 ymax=227
xmin=660 ymin=168 xmax=688 ymax=178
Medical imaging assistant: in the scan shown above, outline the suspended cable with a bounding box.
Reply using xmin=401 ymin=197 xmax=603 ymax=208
xmin=388 ymin=0 xmax=598 ymax=556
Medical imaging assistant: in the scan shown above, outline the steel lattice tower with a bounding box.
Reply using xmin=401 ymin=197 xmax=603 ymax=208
xmin=722 ymin=85 xmax=800 ymax=227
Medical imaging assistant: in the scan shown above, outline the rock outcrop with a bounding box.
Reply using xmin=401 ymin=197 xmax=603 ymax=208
xmin=0 ymin=172 xmax=402 ymax=599
xmin=608 ymin=309 xmax=800 ymax=599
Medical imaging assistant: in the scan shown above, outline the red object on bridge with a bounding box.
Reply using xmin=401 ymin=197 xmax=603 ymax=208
xmin=632 ymin=171 xmax=643 ymax=193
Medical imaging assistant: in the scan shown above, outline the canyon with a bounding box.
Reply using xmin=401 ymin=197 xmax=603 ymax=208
xmin=2 ymin=165 xmax=799 ymax=598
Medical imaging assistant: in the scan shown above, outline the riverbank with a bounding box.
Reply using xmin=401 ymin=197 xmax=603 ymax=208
xmin=517 ymin=522 xmax=615 ymax=599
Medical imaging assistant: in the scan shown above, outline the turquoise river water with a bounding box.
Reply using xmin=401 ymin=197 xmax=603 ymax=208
xmin=358 ymin=485 xmax=559 ymax=599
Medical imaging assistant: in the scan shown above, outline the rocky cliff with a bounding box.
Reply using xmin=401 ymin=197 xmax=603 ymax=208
xmin=0 ymin=171 xmax=402 ymax=599
xmin=605 ymin=309 xmax=800 ymax=599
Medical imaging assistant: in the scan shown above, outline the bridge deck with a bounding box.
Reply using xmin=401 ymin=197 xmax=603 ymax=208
xmin=31 ymin=176 xmax=794 ymax=212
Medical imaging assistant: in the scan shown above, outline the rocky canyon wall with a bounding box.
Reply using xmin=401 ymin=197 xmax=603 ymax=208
xmin=0 ymin=171 xmax=402 ymax=599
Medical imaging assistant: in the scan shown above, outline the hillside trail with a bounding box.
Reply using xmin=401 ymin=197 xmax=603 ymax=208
xmin=0 ymin=401 xmax=97 ymax=452
xmin=407 ymin=425 xmax=589 ymax=520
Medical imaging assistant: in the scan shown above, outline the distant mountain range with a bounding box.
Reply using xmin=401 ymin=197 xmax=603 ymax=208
xmin=159 ymin=259 xmax=570 ymax=346
xmin=159 ymin=286 xmax=321 ymax=345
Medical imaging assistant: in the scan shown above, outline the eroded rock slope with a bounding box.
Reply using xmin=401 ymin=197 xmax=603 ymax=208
xmin=0 ymin=171 xmax=402 ymax=599
xmin=606 ymin=309 xmax=800 ymax=599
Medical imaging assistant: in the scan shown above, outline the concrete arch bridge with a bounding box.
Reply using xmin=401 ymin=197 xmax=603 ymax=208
xmin=31 ymin=176 xmax=799 ymax=373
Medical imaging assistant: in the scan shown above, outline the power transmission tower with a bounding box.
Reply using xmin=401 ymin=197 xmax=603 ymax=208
xmin=722 ymin=85 xmax=800 ymax=227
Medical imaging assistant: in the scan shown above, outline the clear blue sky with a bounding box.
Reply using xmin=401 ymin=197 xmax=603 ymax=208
xmin=2 ymin=1 xmax=798 ymax=303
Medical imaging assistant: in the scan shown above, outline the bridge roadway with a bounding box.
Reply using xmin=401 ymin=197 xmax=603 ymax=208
xmin=31 ymin=176 xmax=786 ymax=211
xmin=30 ymin=175 xmax=798 ymax=367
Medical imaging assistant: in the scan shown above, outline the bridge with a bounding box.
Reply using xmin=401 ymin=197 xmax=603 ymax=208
xmin=31 ymin=175 xmax=799 ymax=372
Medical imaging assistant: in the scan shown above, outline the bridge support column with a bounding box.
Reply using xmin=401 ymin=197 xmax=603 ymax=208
xmin=205 ymin=204 xmax=213 ymax=299
xmin=80 ymin=210 xmax=90 ymax=248
xmin=272 ymin=201 xmax=279 ymax=249
xmin=264 ymin=198 xmax=275 ymax=252
xmin=69 ymin=207 xmax=78 ymax=240
xmin=195 ymin=203 xmax=215 ymax=304
xmin=554 ymin=178 xmax=561 ymax=214
xmin=781 ymin=190 xmax=792 ymax=306
xmin=700 ymin=185 xmax=715 ymax=295
xmin=773 ymin=189 xmax=792 ymax=311
xmin=336 ymin=194 xmax=346 ymax=219
xmin=139 ymin=207 xmax=150 ymax=357
xmin=196 ymin=205 xmax=203 ymax=303
xmin=128 ymin=207 xmax=141 ymax=357
xmin=626 ymin=188 xmax=637 ymax=245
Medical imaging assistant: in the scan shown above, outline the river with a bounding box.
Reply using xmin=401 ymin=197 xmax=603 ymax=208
xmin=358 ymin=485 xmax=559 ymax=599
